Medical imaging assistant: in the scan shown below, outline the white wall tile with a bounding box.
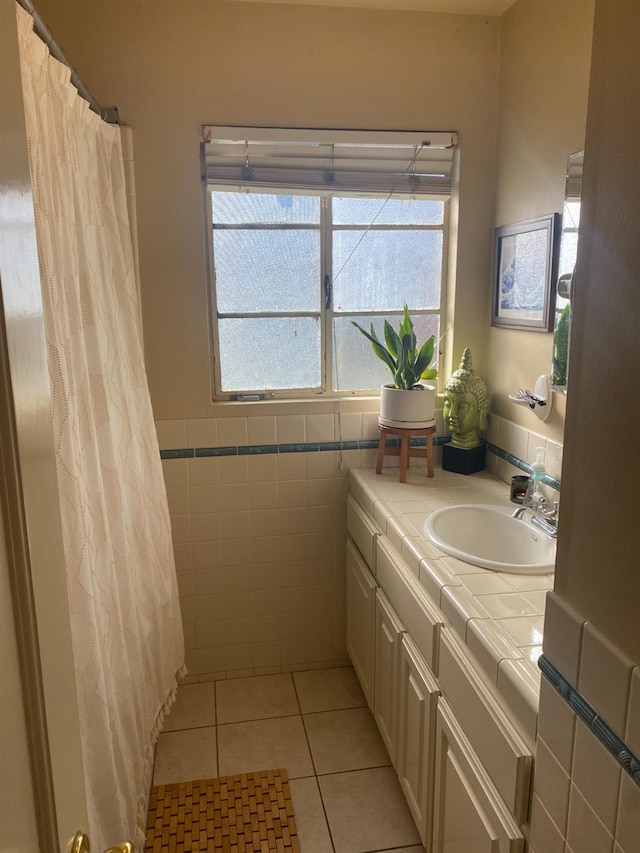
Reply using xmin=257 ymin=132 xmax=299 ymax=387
xmin=526 ymin=433 xmax=547 ymax=468
xmin=579 ymin=622 xmax=634 ymax=735
xmin=247 ymin=415 xmax=277 ymax=446
xmin=546 ymin=439 xmax=563 ymax=480
xmin=542 ymin=591 xmax=584 ymax=685
xmin=248 ymin=453 xmax=278 ymax=484
xmin=306 ymin=413 xmax=335 ymax=442
xmin=277 ymin=453 xmax=307 ymax=482
xmin=186 ymin=418 xmax=218 ymax=448
xmin=485 ymin=412 xmax=500 ymax=446
xmin=625 ymin=667 xmax=640 ymax=757
xmin=529 ymin=794 xmax=566 ymax=853
xmin=362 ymin=412 xmax=380 ymax=439
xmin=537 ymin=677 xmax=576 ymax=773
xmin=335 ymin=412 xmax=362 ymax=440
xmin=566 ymin=783 xmax=614 ymax=853
xmin=572 ymin=718 xmax=622 ymax=834
xmin=217 ymin=417 xmax=248 ymax=447
xmin=155 ymin=419 xmax=187 ymax=449
xmin=189 ymin=485 xmax=220 ymax=514
xmin=534 ymin=736 xmax=572 ymax=834
xmin=277 ymin=415 xmax=306 ymax=443
xmin=188 ymin=457 xmax=219 ymax=486
xmin=616 ymin=773 xmax=640 ymax=853
xmin=162 ymin=458 xmax=188 ymax=487
xmin=166 ymin=486 xmax=190 ymax=516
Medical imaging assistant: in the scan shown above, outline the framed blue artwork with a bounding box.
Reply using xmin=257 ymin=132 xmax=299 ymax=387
xmin=492 ymin=213 xmax=560 ymax=331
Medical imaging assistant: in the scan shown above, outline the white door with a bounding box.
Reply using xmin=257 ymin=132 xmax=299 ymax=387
xmin=1 ymin=4 xmax=90 ymax=848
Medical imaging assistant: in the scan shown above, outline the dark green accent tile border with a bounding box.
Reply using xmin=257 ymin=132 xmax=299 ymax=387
xmin=159 ymin=434 xmax=498 ymax=463
xmin=194 ymin=446 xmax=237 ymax=458
xmin=239 ymin=444 xmax=278 ymax=455
xmin=486 ymin=441 xmax=561 ymax=491
xmin=539 ymin=655 xmax=640 ymax=787
xmin=160 ymin=448 xmax=194 ymax=459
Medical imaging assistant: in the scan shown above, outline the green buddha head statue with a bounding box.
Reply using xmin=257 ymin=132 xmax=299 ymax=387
xmin=443 ymin=348 xmax=488 ymax=449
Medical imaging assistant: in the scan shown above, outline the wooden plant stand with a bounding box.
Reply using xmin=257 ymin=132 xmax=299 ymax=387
xmin=375 ymin=423 xmax=436 ymax=483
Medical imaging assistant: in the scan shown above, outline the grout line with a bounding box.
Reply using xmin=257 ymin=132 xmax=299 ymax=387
xmin=290 ymin=672 xmax=338 ymax=853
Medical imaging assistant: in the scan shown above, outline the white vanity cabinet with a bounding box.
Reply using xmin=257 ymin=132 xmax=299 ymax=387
xmin=345 ymin=538 xmax=377 ymax=709
xmin=346 ymin=480 xmax=533 ymax=852
xmin=432 ymin=699 xmax=525 ymax=853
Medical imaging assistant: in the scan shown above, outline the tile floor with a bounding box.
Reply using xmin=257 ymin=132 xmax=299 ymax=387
xmin=154 ymin=666 xmax=425 ymax=853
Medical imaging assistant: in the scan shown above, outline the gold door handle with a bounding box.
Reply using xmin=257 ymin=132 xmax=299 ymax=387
xmin=72 ymin=830 xmax=134 ymax=853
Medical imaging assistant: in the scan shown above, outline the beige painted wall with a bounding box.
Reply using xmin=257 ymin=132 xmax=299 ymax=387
xmin=35 ymin=0 xmax=500 ymax=420
xmin=555 ymin=0 xmax=640 ymax=664
xmin=487 ymin=0 xmax=594 ymax=447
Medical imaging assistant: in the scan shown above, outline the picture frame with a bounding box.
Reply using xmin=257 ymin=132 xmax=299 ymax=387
xmin=491 ymin=213 xmax=561 ymax=331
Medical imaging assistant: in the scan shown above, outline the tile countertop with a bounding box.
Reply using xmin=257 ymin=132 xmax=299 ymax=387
xmin=348 ymin=465 xmax=554 ymax=745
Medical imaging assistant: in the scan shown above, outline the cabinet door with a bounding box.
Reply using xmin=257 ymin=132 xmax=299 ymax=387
xmin=374 ymin=589 xmax=404 ymax=767
xmin=432 ymin=699 xmax=525 ymax=853
xmin=346 ymin=538 xmax=377 ymax=709
xmin=397 ymin=634 xmax=440 ymax=847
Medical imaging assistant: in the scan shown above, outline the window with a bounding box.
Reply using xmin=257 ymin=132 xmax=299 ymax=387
xmin=202 ymin=127 xmax=458 ymax=399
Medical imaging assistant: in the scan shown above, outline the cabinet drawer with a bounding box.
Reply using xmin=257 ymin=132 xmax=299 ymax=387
xmin=347 ymin=494 xmax=378 ymax=573
xmin=376 ymin=538 xmax=443 ymax=673
xmin=438 ymin=629 xmax=532 ymax=824
xmin=433 ymin=698 xmax=525 ymax=853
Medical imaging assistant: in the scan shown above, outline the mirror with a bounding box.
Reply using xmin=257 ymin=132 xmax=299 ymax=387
xmin=551 ymin=150 xmax=583 ymax=393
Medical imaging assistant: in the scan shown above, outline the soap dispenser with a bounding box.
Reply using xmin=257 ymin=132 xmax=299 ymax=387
xmin=524 ymin=447 xmax=546 ymax=509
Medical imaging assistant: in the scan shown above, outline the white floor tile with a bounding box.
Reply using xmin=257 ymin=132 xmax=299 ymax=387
xmin=152 ymin=727 xmax=217 ymax=785
xmin=217 ymin=715 xmax=314 ymax=778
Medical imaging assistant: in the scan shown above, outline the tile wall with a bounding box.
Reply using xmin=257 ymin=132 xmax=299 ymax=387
xmin=531 ymin=592 xmax=640 ymax=853
xmin=157 ymin=404 xmax=442 ymax=683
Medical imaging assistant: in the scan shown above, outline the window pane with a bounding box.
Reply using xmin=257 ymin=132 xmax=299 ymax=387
xmin=333 ymin=196 xmax=444 ymax=225
xmin=214 ymin=230 xmax=320 ymax=313
xmin=219 ymin=317 xmax=321 ymax=392
xmin=211 ymin=191 xmax=320 ymax=224
xmin=333 ymin=230 xmax=442 ymax=312
xmin=333 ymin=313 xmax=440 ymax=391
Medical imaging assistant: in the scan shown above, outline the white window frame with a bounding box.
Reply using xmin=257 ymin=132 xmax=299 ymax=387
xmin=201 ymin=127 xmax=457 ymax=401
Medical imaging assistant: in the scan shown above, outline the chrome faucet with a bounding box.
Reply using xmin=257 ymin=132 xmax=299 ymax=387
xmin=512 ymin=498 xmax=559 ymax=538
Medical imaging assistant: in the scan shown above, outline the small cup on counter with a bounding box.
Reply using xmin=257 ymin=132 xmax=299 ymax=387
xmin=510 ymin=475 xmax=530 ymax=504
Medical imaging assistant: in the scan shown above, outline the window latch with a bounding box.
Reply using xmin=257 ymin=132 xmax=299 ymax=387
xmin=324 ymin=274 xmax=332 ymax=309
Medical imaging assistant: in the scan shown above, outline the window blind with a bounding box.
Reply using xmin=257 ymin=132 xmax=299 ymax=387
xmin=201 ymin=126 xmax=458 ymax=198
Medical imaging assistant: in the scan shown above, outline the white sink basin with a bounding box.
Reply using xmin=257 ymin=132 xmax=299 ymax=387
xmin=424 ymin=504 xmax=556 ymax=575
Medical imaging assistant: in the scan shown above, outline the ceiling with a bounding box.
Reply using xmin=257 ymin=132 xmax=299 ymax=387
xmin=225 ymin=0 xmax=516 ymax=13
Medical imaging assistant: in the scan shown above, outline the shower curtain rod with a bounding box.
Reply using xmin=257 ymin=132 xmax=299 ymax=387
xmin=17 ymin=0 xmax=119 ymax=124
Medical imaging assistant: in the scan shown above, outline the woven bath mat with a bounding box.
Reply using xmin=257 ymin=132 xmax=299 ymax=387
xmin=145 ymin=768 xmax=300 ymax=852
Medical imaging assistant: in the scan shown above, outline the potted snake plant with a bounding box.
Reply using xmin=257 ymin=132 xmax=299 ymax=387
xmin=351 ymin=306 xmax=438 ymax=429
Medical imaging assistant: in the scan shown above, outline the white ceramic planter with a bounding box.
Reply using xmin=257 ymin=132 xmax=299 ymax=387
xmin=378 ymin=383 xmax=436 ymax=429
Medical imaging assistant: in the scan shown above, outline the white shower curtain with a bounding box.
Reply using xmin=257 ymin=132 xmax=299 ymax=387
xmin=16 ymin=6 xmax=185 ymax=850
